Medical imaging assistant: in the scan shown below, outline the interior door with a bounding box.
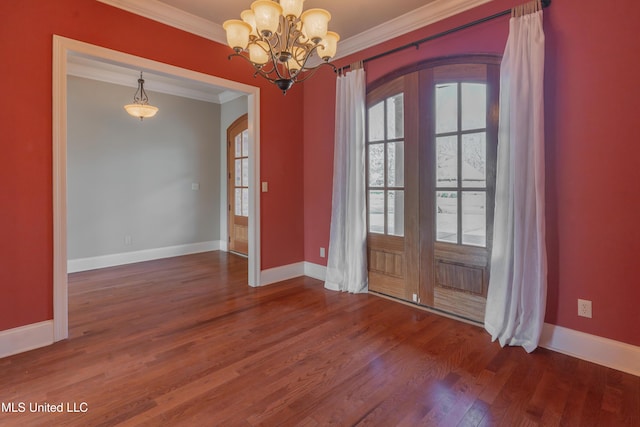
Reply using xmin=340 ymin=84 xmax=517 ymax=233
xmin=366 ymin=57 xmax=499 ymax=324
xmin=366 ymin=75 xmax=419 ymax=301
xmin=228 ymin=114 xmax=249 ymax=256
xmin=418 ymin=61 xmax=499 ymax=322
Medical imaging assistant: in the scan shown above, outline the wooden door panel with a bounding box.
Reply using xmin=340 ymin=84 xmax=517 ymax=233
xmin=433 ymin=248 xmax=488 ymax=322
xmin=366 ymin=75 xmax=419 ymax=302
xmin=227 ymin=114 xmax=249 ymax=256
xmin=231 ymin=215 xmax=248 ymax=254
xmin=435 ymin=261 xmax=484 ymax=295
xmin=368 ymin=234 xmax=406 ymax=297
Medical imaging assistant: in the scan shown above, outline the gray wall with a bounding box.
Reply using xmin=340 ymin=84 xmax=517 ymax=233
xmin=67 ymin=76 xmax=221 ymax=259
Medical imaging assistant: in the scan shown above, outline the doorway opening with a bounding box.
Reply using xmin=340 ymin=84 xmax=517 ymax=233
xmin=53 ymin=35 xmax=261 ymax=341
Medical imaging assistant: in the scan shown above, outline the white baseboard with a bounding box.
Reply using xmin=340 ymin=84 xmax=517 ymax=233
xmin=303 ymin=262 xmax=327 ymax=281
xmin=259 ymin=262 xmax=305 ymax=286
xmin=540 ymin=323 xmax=640 ymax=377
xmin=0 ymin=321 xmax=54 ymax=359
xmin=68 ymin=240 xmax=222 ymax=273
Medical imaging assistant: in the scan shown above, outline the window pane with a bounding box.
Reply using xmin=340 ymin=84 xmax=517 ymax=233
xmin=235 ymin=134 xmax=242 ymax=157
xmin=436 ymin=83 xmax=458 ymax=134
xmin=436 ymin=191 xmax=458 ymax=243
xmin=462 ymin=191 xmax=486 ymax=247
xmin=235 ymin=159 xmax=242 ymax=186
xmin=368 ymin=101 xmax=385 ymax=142
xmin=242 ymin=158 xmax=249 ymax=187
xmin=462 ymin=132 xmax=486 ymax=188
xmin=242 ymin=188 xmax=249 ymax=216
xmin=235 ymin=188 xmax=242 ymax=215
xmin=368 ymin=191 xmax=385 ymax=233
xmin=368 ymin=143 xmax=385 ymax=187
xmin=387 ymin=190 xmax=405 ymax=236
xmin=387 ymin=141 xmax=404 ymax=187
xmin=242 ymin=130 xmax=249 ymax=156
xmin=436 ymin=136 xmax=458 ymax=187
xmin=462 ymin=83 xmax=486 ymax=131
xmin=387 ymin=93 xmax=404 ymax=139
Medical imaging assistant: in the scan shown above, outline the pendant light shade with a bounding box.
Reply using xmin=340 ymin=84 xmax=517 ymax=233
xmin=317 ymin=31 xmax=340 ymax=61
xmin=280 ymin=0 xmax=305 ymax=18
xmin=223 ymin=19 xmax=252 ymax=51
xmin=300 ymin=8 xmax=330 ymax=43
xmin=124 ymin=72 xmax=158 ymax=120
xmin=251 ymin=0 xmax=283 ymax=37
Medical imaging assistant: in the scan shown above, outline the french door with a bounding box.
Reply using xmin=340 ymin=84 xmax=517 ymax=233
xmin=366 ymin=56 xmax=500 ymax=323
xmin=228 ymin=114 xmax=249 ymax=255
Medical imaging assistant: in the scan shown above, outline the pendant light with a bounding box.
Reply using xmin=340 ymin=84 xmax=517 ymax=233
xmin=124 ymin=71 xmax=158 ymax=120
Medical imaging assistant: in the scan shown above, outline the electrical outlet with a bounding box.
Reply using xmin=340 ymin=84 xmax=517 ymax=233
xmin=578 ymin=299 xmax=592 ymax=318
xmin=412 ymin=293 xmax=418 ymax=303
xmin=320 ymin=247 xmax=325 ymax=258
xmin=124 ymin=235 xmax=132 ymax=246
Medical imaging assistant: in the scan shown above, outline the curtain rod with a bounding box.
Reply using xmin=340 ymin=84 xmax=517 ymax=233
xmin=340 ymin=0 xmax=551 ymax=72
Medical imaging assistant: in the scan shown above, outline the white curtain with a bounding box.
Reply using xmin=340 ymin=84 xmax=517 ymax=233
xmin=324 ymin=67 xmax=368 ymax=294
xmin=485 ymin=3 xmax=547 ymax=353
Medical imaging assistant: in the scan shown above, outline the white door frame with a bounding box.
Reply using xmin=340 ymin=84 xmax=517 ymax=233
xmin=52 ymin=35 xmax=262 ymax=341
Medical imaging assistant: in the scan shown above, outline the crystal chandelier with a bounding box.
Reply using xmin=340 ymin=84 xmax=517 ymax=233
xmin=124 ymin=72 xmax=158 ymax=120
xmin=223 ymin=0 xmax=339 ymax=94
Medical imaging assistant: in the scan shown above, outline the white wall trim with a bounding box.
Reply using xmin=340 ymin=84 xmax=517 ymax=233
xmin=96 ymin=0 xmax=226 ymax=44
xmin=96 ymin=0 xmax=491 ymax=63
xmin=303 ymin=262 xmax=327 ymax=282
xmin=67 ymin=56 xmax=239 ymax=105
xmin=67 ymin=241 xmax=222 ymax=273
xmin=0 ymin=321 xmax=54 ymax=359
xmin=540 ymin=323 xmax=640 ymax=377
xmin=335 ymin=0 xmax=493 ymax=61
xmin=53 ymin=35 xmax=261 ymax=343
xmin=260 ymin=262 xmax=305 ymax=287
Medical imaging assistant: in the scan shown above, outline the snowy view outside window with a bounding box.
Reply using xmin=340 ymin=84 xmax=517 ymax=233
xmin=367 ymin=94 xmax=404 ymax=236
xmin=435 ymin=82 xmax=487 ymax=247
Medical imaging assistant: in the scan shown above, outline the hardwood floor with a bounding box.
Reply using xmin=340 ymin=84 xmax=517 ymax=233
xmin=1 ymin=252 xmax=638 ymax=426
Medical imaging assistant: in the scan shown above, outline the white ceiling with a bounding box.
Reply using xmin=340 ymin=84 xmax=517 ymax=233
xmin=84 ymin=0 xmax=491 ymax=102
xmin=157 ymin=0 xmax=438 ymax=41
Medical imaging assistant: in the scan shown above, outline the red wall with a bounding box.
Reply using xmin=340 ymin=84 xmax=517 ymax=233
xmin=0 ymin=0 xmax=305 ymax=331
xmin=304 ymin=0 xmax=640 ymax=346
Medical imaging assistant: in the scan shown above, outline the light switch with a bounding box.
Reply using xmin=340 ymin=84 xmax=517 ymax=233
xmin=192 ymin=183 xmax=200 ymax=191
xmin=261 ymin=182 xmax=268 ymax=192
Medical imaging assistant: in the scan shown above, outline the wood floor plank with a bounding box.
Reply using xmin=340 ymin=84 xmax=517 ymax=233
xmin=0 ymin=251 xmax=638 ymax=426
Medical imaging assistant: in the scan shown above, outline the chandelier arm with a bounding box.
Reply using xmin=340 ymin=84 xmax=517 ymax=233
xmin=228 ymin=52 xmax=280 ymax=83
xmin=294 ymin=61 xmax=338 ymax=84
xmin=297 ymin=44 xmax=325 ymax=73
xmin=263 ymin=37 xmax=287 ymax=81
xmin=285 ymin=16 xmax=298 ymax=54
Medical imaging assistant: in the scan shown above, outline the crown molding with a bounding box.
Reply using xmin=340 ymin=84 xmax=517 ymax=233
xmin=67 ymin=56 xmax=243 ymax=104
xmin=334 ymin=0 xmax=493 ymax=61
xmin=96 ymin=0 xmax=226 ymax=44
xmin=98 ymin=0 xmax=493 ymax=61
